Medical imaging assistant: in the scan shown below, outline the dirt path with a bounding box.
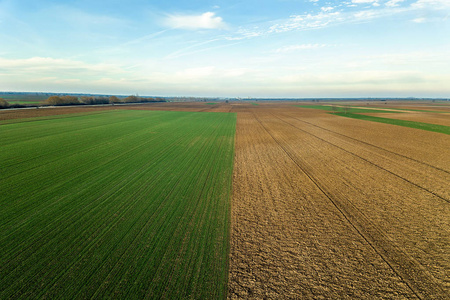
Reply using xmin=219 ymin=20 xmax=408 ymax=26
xmin=228 ymin=104 xmax=449 ymax=299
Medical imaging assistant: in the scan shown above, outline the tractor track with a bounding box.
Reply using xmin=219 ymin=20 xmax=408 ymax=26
xmin=272 ymin=112 xmax=449 ymax=203
xmin=285 ymin=110 xmax=450 ymax=175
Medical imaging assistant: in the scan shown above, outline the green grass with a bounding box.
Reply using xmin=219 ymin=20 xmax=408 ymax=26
xmin=359 ymin=106 xmax=449 ymax=114
xmin=334 ymin=113 xmax=450 ymax=135
xmin=0 ymin=110 xmax=236 ymax=299
xmin=251 ymin=103 xmax=259 ymax=106
xmin=205 ymin=102 xmax=218 ymax=105
xmin=296 ymin=105 xmax=400 ymax=114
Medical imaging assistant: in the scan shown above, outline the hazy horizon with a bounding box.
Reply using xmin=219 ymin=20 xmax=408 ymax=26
xmin=1 ymin=0 xmax=449 ymax=98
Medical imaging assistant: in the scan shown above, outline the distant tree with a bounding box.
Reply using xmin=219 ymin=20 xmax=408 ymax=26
xmin=109 ymin=96 xmax=121 ymax=104
xmin=80 ymin=96 xmax=95 ymax=105
xmin=93 ymin=97 xmax=109 ymax=104
xmin=331 ymin=105 xmax=337 ymax=113
xmin=43 ymin=96 xmax=63 ymax=105
xmin=43 ymin=95 xmax=80 ymax=106
xmin=123 ymin=95 xmax=139 ymax=103
xmin=61 ymin=95 xmax=80 ymax=104
xmin=0 ymin=98 xmax=9 ymax=108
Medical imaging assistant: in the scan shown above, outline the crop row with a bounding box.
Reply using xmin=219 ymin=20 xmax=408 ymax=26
xmin=0 ymin=110 xmax=236 ymax=299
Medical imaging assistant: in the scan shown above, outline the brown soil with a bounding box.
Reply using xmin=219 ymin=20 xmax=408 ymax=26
xmin=228 ymin=103 xmax=449 ymax=299
xmin=2 ymin=102 xmax=448 ymax=299
xmin=0 ymin=105 xmax=115 ymax=121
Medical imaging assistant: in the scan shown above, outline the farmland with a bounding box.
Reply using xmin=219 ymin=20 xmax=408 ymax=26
xmin=1 ymin=101 xmax=449 ymax=299
xmin=0 ymin=110 xmax=235 ymax=298
xmin=229 ymin=102 xmax=449 ymax=299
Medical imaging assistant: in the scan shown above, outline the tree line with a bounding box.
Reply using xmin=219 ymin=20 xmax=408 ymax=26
xmin=0 ymin=95 xmax=166 ymax=109
xmin=42 ymin=95 xmax=166 ymax=106
xmin=0 ymin=98 xmax=9 ymax=108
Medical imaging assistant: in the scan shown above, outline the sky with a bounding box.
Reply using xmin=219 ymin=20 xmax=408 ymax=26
xmin=0 ymin=0 xmax=449 ymax=97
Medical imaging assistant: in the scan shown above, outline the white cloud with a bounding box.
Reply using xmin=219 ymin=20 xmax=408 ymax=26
xmin=352 ymin=0 xmax=379 ymax=3
xmin=164 ymin=12 xmax=226 ymax=30
xmin=321 ymin=6 xmax=334 ymax=12
xmin=350 ymin=0 xmax=381 ymax=6
xmin=268 ymin=12 xmax=344 ymax=33
xmin=354 ymin=10 xmax=379 ymax=19
xmin=412 ymin=0 xmax=450 ymax=9
xmin=412 ymin=17 xmax=426 ymax=23
xmin=385 ymin=0 xmax=405 ymax=7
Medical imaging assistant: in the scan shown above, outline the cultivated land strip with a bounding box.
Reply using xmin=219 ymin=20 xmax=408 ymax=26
xmin=0 ymin=110 xmax=236 ymax=299
xmin=281 ymin=114 xmax=450 ymax=175
xmin=275 ymin=111 xmax=450 ymax=202
xmin=229 ymin=104 xmax=449 ymax=299
xmin=259 ymin=110 xmax=448 ymax=298
xmin=229 ymin=107 xmax=416 ymax=299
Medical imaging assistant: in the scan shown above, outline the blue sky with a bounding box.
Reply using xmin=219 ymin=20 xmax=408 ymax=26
xmin=0 ymin=0 xmax=449 ymax=97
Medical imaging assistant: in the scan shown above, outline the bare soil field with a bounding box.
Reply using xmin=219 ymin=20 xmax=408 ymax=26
xmin=0 ymin=105 xmax=115 ymax=121
xmin=228 ymin=103 xmax=449 ymax=299
xmin=2 ymin=101 xmax=448 ymax=299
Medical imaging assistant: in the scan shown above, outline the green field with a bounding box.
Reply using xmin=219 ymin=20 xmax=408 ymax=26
xmin=0 ymin=110 xmax=236 ymax=298
xmin=334 ymin=112 xmax=450 ymax=135
xmin=296 ymin=105 xmax=400 ymax=114
xmin=359 ymin=106 xmax=449 ymax=113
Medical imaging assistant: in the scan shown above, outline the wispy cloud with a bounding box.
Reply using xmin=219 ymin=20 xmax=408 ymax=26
xmin=164 ymin=12 xmax=226 ymax=30
xmin=411 ymin=0 xmax=450 ymax=9
xmin=46 ymin=5 xmax=128 ymax=29
xmin=268 ymin=12 xmax=345 ymax=34
xmin=226 ymin=0 xmax=443 ymax=41
xmin=321 ymin=6 xmax=335 ymax=12
xmin=351 ymin=0 xmax=379 ymax=5
xmin=275 ymin=44 xmax=329 ymax=53
xmin=122 ymin=29 xmax=172 ymax=46
xmin=0 ymin=57 xmax=124 ymax=76
xmin=412 ymin=17 xmax=426 ymax=23
xmin=385 ymin=0 xmax=405 ymax=7
xmin=164 ymin=39 xmax=221 ymax=59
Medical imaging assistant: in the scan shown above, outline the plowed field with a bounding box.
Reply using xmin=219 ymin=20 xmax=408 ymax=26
xmin=228 ymin=103 xmax=449 ymax=299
